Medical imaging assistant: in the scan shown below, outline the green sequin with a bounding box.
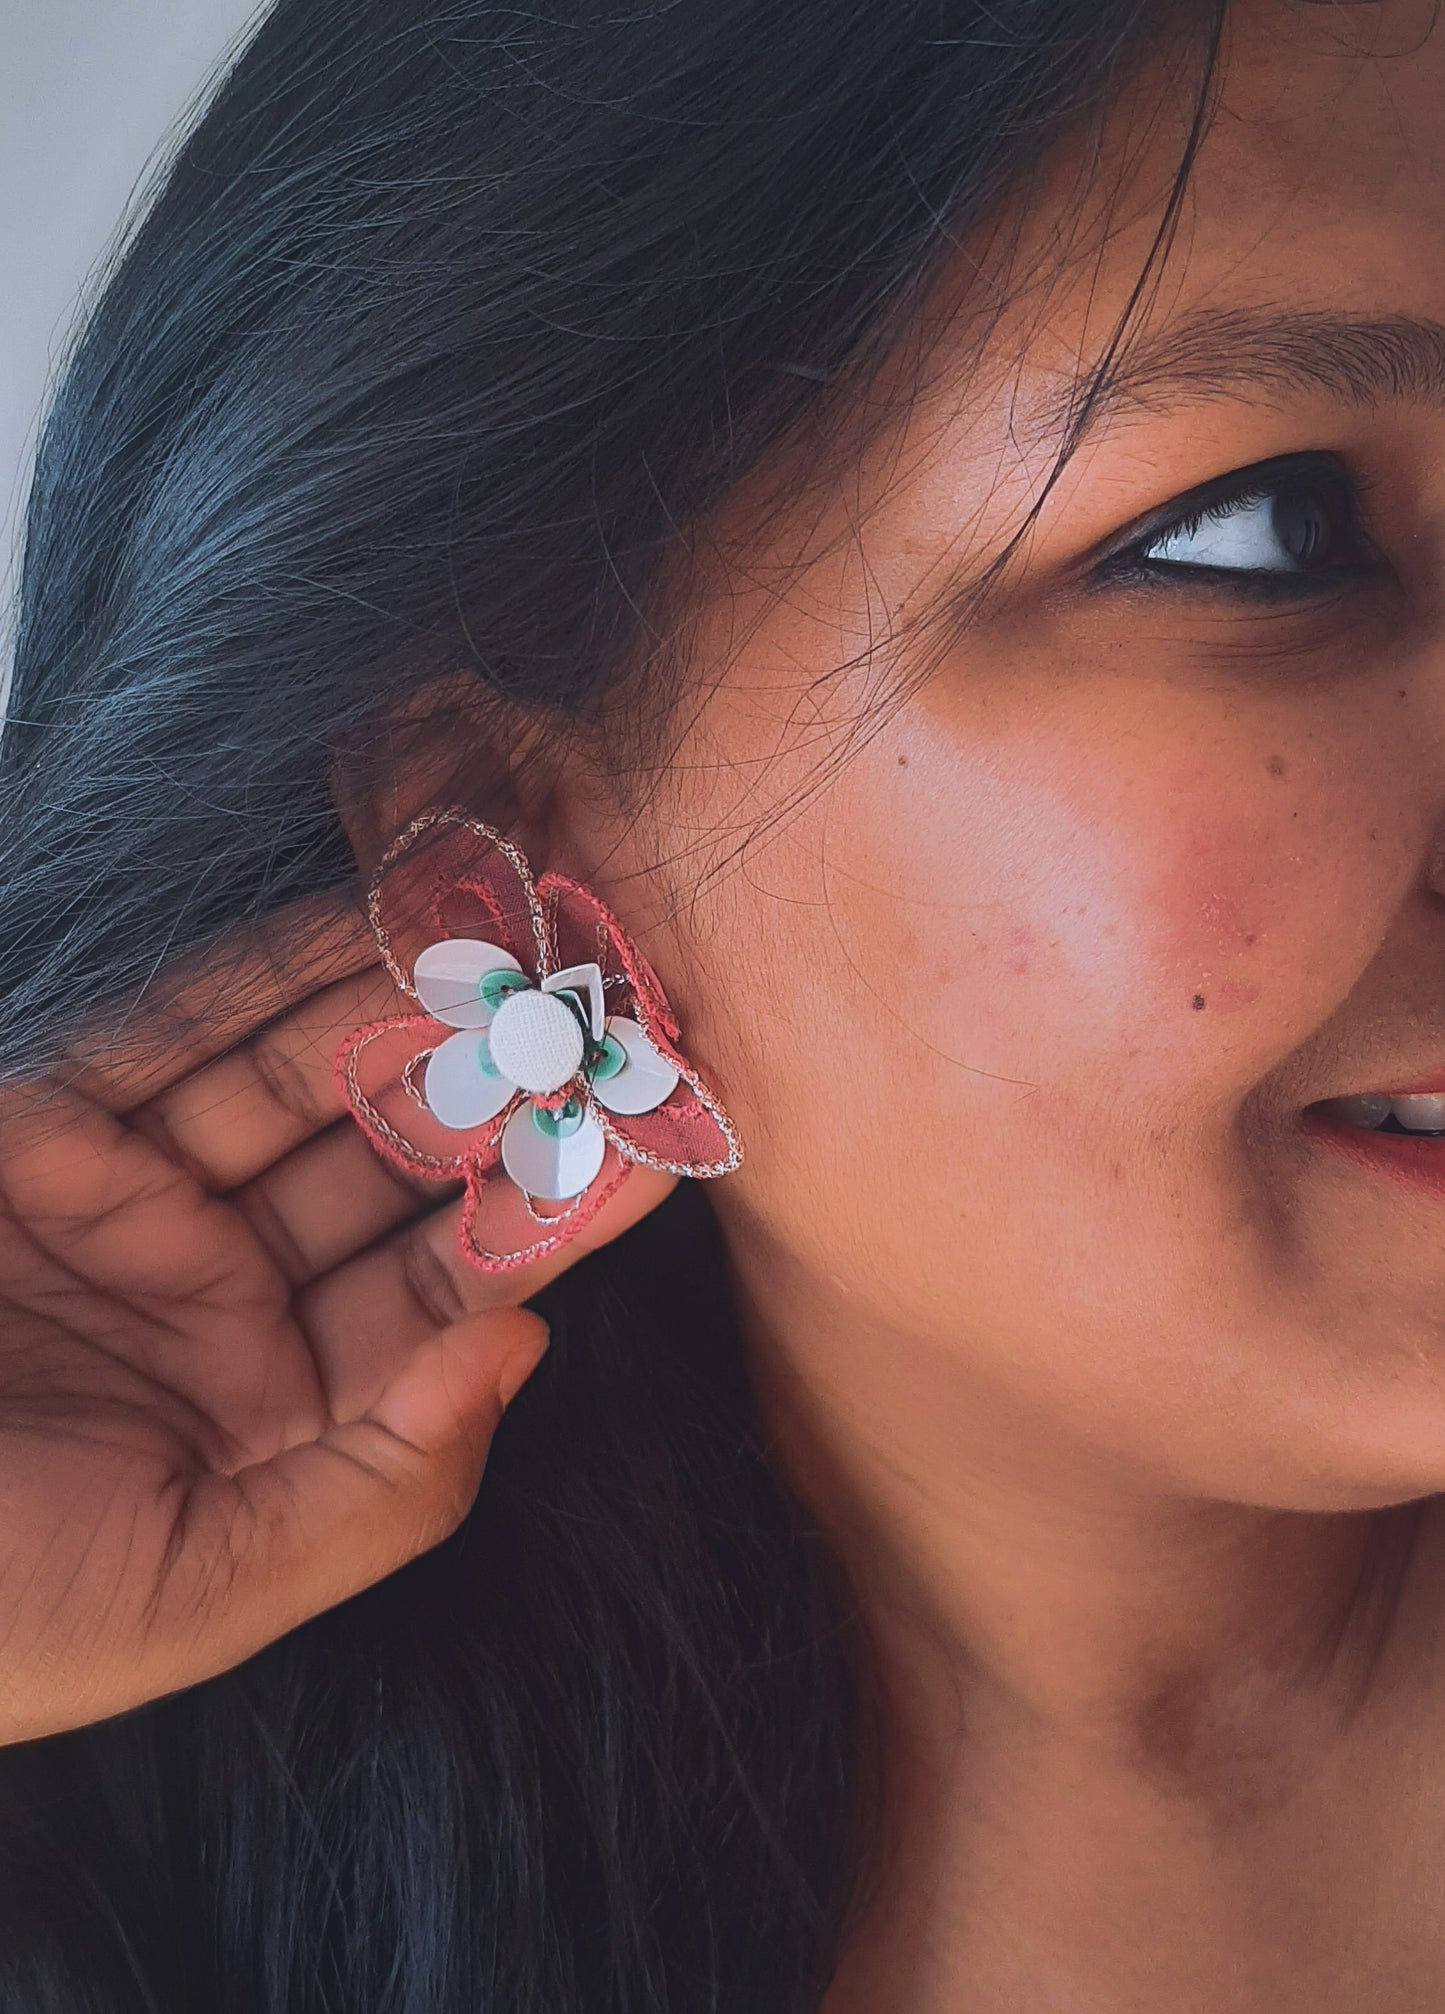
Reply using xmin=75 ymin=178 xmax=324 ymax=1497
xmin=590 ymin=1030 xmax=626 ymax=1081
xmin=531 ymin=1098 xmax=585 ymax=1139
xmin=479 ymin=968 xmax=529 ymax=1010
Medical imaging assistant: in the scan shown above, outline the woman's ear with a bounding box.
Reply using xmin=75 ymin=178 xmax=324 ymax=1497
xmin=328 ymin=671 xmax=548 ymax=878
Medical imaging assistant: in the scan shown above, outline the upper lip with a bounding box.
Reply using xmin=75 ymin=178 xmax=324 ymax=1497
xmin=1314 ymin=1073 xmax=1445 ymax=1101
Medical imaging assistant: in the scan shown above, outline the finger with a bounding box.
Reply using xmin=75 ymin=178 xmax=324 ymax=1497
xmin=233 ymin=1120 xmax=457 ymax=1286
xmin=296 ymin=1161 xmax=676 ymax=1422
xmin=0 ymin=1080 xmax=324 ymax=1449
xmin=0 ymin=1079 xmax=279 ymax=1315
xmin=130 ymin=963 xmax=405 ymax=1193
xmin=68 ymin=1302 xmax=552 ymax=1743
xmin=56 ymin=886 xmax=378 ymax=1114
xmin=422 ymin=1161 xmax=678 ymax=1315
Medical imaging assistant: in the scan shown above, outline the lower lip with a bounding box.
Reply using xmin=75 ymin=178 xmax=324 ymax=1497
xmin=1300 ymin=1107 xmax=1445 ymax=1198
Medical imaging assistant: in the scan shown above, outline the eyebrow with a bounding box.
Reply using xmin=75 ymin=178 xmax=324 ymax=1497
xmin=1031 ymin=307 xmax=1445 ymax=448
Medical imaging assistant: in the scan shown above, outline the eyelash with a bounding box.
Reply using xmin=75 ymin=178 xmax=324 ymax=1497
xmin=1094 ymin=456 xmax=1390 ymax=605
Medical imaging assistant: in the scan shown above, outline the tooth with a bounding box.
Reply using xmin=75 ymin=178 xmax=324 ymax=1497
xmin=1390 ymin=1094 xmax=1445 ymax=1131
xmin=1319 ymin=1093 xmax=1392 ymax=1129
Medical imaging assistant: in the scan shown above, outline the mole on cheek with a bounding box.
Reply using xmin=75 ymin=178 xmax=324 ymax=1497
xmin=1153 ymin=831 xmax=1274 ymax=1020
xmin=1191 ymin=980 xmax=1263 ymax=1014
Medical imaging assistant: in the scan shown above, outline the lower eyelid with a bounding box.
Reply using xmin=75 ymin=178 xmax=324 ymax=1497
xmin=1087 ymin=564 xmax=1371 ymax=611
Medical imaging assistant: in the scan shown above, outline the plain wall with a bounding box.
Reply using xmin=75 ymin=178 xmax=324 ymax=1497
xmin=1 ymin=0 xmax=269 ymax=663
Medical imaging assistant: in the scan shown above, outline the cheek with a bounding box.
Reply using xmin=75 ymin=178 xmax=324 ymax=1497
xmin=1134 ymin=757 xmax=1392 ymax=1070
xmin=730 ymin=720 xmax=1390 ymax=1159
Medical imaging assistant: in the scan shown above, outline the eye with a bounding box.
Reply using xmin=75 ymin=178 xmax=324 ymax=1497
xmin=1092 ymin=452 xmax=1388 ymax=603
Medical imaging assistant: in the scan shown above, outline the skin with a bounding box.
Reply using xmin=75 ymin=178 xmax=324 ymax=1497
xmin=0 ymin=0 xmax=1441 ymax=2006
xmin=540 ymin=0 xmax=1445 ymax=2003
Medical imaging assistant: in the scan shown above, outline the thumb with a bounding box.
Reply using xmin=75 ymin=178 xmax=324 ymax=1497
xmin=160 ymin=1308 xmax=549 ymax=1685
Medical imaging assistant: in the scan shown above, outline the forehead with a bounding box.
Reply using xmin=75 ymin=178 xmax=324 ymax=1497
xmin=680 ymin=0 xmax=1445 ymax=696
xmin=1004 ymin=0 xmax=1445 ymax=406
xmin=1206 ymin=0 xmax=1444 ymax=210
xmin=866 ymin=0 xmax=1444 ymax=562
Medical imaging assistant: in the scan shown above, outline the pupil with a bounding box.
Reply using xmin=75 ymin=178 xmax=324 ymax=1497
xmin=1274 ymin=488 xmax=1325 ymax=567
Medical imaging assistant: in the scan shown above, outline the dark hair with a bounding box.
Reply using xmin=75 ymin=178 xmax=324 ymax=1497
xmin=0 ymin=2 xmax=1227 ymax=2007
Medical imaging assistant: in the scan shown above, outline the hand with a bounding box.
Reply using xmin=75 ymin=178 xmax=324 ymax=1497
xmin=0 ymin=891 xmax=674 ymax=1746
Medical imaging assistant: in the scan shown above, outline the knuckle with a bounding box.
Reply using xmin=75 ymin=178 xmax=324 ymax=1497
xmin=432 ymin=1436 xmax=489 ymax=1533
xmin=400 ymin=1220 xmax=467 ymax=1329
xmin=233 ymin=1182 xmax=311 ymax=1286
xmin=339 ymin=1425 xmax=472 ymax=1546
xmin=249 ymin=1030 xmax=323 ymax=1130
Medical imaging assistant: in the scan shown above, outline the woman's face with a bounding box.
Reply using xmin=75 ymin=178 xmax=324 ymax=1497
xmin=562 ymin=0 xmax=1445 ymax=1514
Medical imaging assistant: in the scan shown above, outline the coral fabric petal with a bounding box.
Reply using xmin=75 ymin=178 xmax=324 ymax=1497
xmin=458 ymin=1139 xmax=633 ymax=1273
xmin=593 ymin=1064 xmax=741 ymax=1179
xmin=538 ymin=873 xmax=682 ymax=1046
xmin=370 ymin=812 xmax=549 ymax=997
xmin=335 ymin=1012 xmax=513 ymax=1180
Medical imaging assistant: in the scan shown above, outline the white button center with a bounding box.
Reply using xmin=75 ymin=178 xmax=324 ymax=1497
xmin=487 ymin=987 xmax=585 ymax=1094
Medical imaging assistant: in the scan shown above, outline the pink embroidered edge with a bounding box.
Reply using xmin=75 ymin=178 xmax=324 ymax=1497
xmin=333 ymin=1011 xmax=515 ymax=1182
xmin=599 ymin=1046 xmax=743 ymax=1179
xmin=426 ymin=875 xmax=508 ymax=953
xmin=589 ymin=1069 xmax=742 ymax=1179
xmin=369 ymin=809 xmax=551 ymax=996
xmin=537 ymin=872 xmax=681 ymax=1041
xmin=457 ymin=1150 xmax=635 ymax=1273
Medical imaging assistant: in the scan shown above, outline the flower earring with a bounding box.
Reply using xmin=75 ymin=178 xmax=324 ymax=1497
xmin=334 ymin=808 xmax=743 ymax=1272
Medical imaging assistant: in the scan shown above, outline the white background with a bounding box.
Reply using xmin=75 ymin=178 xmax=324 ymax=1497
xmin=0 ymin=0 xmax=268 ymax=664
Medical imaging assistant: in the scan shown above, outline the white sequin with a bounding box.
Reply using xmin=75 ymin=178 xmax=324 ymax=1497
xmin=500 ymin=1102 xmax=607 ymax=1199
